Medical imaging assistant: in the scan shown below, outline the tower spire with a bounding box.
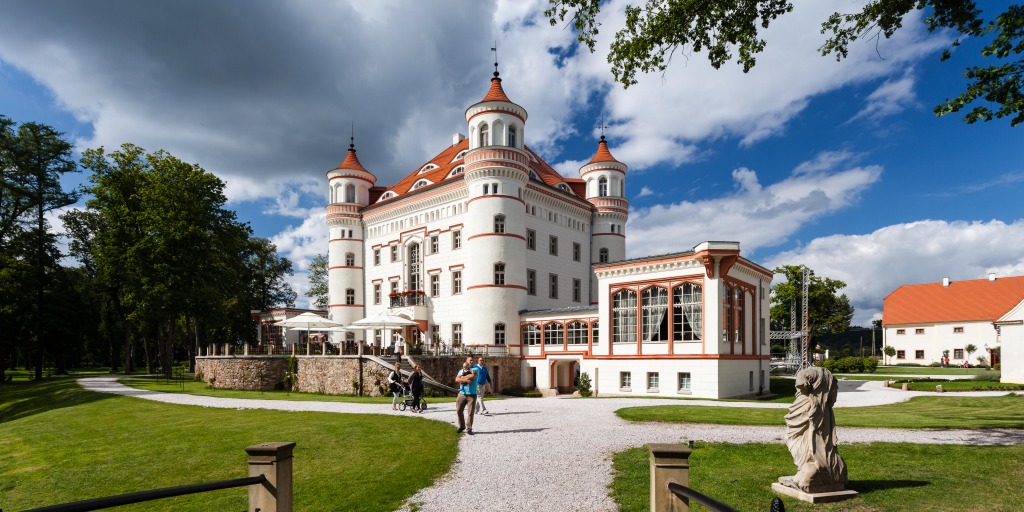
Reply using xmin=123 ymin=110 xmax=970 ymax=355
xmin=350 ymin=121 xmax=355 ymax=150
xmin=491 ymin=42 xmax=499 ymax=78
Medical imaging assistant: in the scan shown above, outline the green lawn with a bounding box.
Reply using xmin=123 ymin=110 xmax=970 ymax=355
xmin=611 ymin=442 xmax=1024 ymax=512
xmin=1 ymin=376 xmax=459 ymax=511
xmin=120 ymin=375 xmax=459 ymax=404
xmin=616 ymin=393 xmax=1024 ymax=428
xmin=872 ymin=366 xmax=993 ymax=376
xmin=894 ymin=380 xmax=1024 ymax=392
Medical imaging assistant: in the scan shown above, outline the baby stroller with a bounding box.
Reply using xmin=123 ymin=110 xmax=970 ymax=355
xmin=398 ymin=385 xmax=427 ymax=412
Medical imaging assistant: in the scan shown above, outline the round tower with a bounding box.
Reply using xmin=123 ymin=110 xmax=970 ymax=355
xmin=326 ymin=139 xmax=376 ymax=343
xmin=581 ymin=135 xmax=628 ymax=303
xmin=462 ymin=68 xmax=531 ymax=348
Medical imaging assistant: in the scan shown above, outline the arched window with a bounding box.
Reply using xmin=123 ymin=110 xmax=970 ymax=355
xmin=412 ymin=179 xmax=432 ymax=190
xmin=494 ymin=214 xmax=505 ymax=233
xmin=494 ymin=323 xmax=506 ymax=345
xmin=723 ymin=285 xmax=733 ymax=343
xmin=598 ymin=176 xmax=608 ymax=197
xmin=599 ymin=248 xmax=609 ymax=263
xmin=735 ymin=287 xmax=744 ymax=344
xmin=523 ymin=324 xmax=541 ymax=345
xmin=508 ymin=125 xmax=518 ymax=147
xmin=345 ymin=183 xmax=356 ymax=203
xmin=407 ymin=243 xmax=421 ymax=291
xmin=345 ymin=252 xmax=355 ymax=266
xmin=447 ymin=166 xmax=464 ymax=178
xmin=479 ymin=123 xmax=490 ymax=147
xmin=641 ymin=287 xmax=669 ymax=342
xmin=332 ymin=183 xmax=342 ymax=203
xmin=673 ymin=282 xmax=703 ymax=341
xmin=345 ymin=288 xmax=355 ymax=305
xmin=612 ymin=289 xmax=637 ymax=344
xmin=544 ymin=322 xmax=563 ymax=345
xmin=493 ymin=262 xmax=505 ymax=285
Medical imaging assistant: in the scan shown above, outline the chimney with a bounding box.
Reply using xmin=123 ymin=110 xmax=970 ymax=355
xmin=989 ymin=273 xmax=996 ymax=282
xmin=942 ymin=277 xmax=950 ymax=287
xmin=452 ymin=133 xmax=466 ymax=145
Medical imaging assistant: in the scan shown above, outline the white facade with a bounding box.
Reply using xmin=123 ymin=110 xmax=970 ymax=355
xmin=996 ymin=301 xmax=1024 ymax=383
xmin=324 ymin=73 xmax=772 ymax=398
xmin=882 ymin=321 xmax=998 ymax=366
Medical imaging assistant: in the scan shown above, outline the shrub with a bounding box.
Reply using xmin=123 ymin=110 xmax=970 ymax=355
xmin=974 ymin=371 xmax=1002 ymax=382
xmin=577 ymin=372 xmax=593 ymax=397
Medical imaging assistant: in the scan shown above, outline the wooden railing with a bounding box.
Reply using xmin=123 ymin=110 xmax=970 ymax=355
xmin=18 ymin=442 xmax=295 ymax=512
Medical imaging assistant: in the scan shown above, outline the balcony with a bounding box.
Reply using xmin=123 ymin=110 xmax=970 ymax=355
xmin=390 ymin=290 xmax=427 ymax=307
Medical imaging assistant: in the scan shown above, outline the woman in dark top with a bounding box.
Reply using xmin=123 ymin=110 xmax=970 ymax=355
xmin=408 ymin=364 xmax=424 ymax=412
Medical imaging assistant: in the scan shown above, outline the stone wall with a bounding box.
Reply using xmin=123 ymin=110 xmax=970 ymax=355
xmin=195 ymin=354 xmax=523 ymax=396
xmin=196 ymin=356 xmax=290 ymax=391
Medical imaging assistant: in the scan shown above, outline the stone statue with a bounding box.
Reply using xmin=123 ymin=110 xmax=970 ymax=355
xmin=778 ymin=366 xmax=848 ymax=494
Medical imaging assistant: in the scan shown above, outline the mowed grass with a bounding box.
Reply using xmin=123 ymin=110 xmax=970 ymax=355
xmin=872 ymin=366 xmax=993 ymax=376
xmin=616 ymin=394 xmax=1024 ymax=428
xmin=610 ymin=442 xmax=1024 ymax=512
xmin=120 ymin=375 xmax=459 ymax=403
xmin=0 ymin=376 xmax=459 ymax=511
xmin=895 ymin=380 xmax=1024 ymax=392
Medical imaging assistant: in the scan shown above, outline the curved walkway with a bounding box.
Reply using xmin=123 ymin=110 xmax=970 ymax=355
xmin=78 ymin=378 xmax=1023 ymax=512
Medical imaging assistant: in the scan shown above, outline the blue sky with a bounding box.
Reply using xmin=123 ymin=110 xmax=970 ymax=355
xmin=2 ymin=1 xmax=1022 ymax=326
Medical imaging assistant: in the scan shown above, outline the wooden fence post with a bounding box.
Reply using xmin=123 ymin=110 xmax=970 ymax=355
xmin=648 ymin=443 xmax=691 ymax=512
xmin=246 ymin=442 xmax=295 ymax=512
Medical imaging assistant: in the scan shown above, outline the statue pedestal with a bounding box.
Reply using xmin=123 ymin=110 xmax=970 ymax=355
xmin=771 ymin=483 xmax=858 ymax=504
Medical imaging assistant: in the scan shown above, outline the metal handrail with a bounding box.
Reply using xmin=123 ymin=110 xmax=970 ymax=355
xmin=667 ymin=481 xmax=742 ymax=512
xmin=23 ymin=475 xmax=268 ymax=512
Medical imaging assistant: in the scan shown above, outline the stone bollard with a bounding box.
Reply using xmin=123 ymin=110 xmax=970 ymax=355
xmin=246 ymin=442 xmax=295 ymax=512
xmin=901 ymin=383 xmax=909 ymax=391
xmin=936 ymin=384 xmax=944 ymax=393
xmin=648 ymin=443 xmax=691 ymax=512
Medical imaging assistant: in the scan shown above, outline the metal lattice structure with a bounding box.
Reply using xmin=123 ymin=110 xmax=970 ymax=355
xmin=768 ymin=267 xmax=811 ymax=368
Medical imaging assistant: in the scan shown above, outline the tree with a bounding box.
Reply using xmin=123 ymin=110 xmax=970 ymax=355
xmin=884 ymin=345 xmax=896 ymax=365
xmin=770 ymin=265 xmax=854 ymax=359
xmin=306 ymin=254 xmax=328 ymax=310
xmin=965 ymin=343 xmax=977 ymax=364
xmin=547 ymin=1 xmax=1024 ymax=125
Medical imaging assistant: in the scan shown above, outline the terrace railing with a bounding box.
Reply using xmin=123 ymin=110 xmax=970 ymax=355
xmin=19 ymin=442 xmax=295 ymax=512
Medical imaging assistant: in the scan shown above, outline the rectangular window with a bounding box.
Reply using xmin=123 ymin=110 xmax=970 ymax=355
xmin=896 ymin=329 xmax=906 ymax=335
xmin=549 ymin=273 xmax=558 ymax=299
xmin=374 ymin=284 xmax=381 ymax=305
xmin=494 ymin=324 xmax=506 ymax=345
xmin=430 ymin=235 xmax=439 ymax=254
xmin=896 ymin=350 xmax=906 ymax=359
xmin=452 ymin=230 xmax=462 ymax=250
xmin=613 ymin=290 xmax=637 ymax=344
xmin=452 ymin=271 xmax=462 ymax=294
xmin=954 ymin=348 xmax=964 ymax=359
xmin=430 ymin=274 xmax=440 ymax=297
xmin=390 ymin=281 xmax=399 ymax=295
xmin=915 ymin=328 xmax=925 ymax=335
xmin=678 ymin=372 xmax=691 ymax=392
xmin=573 ymin=242 xmax=581 ymax=261
xmin=572 ymin=278 xmax=581 ymax=302
xmin=544 ymin=323 xmax=563 ymax=345
xmin=647 ymin=372 xmax=659 ymax=391
xmin=915 ymin=350 xmax=925 ymax=359
xmin=452 ymin=323 xmax=462 ymax=346
xmin=345 ymin=289 xmax=355 ymax=305
xmin=527 ymin=229 xmax=536 ymax=250
xmin=390 ymin=245 xmax=398 ymax=262
xmin=549 ymin=235 xmax=558 ymax=256
xmin=374 ymin=249 xmax=381 ymax=266
xmin=523 ymin=324 xmax=540 ymax=345
xmin=620 ymin=371 xmax=632 ymax=391
xmin=953 ymin=326 xmax=964 ymax=333
xmin=494 ymin=263 xmax=506 ymax=285
xmin=527 ymin=269 xmax=536 ymax=295
xmin=431 ymin=325 xmax=439 ymax=342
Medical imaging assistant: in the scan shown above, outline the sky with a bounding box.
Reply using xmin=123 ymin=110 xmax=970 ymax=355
xmin=1 ymin=0 xmax=1021 ymax=327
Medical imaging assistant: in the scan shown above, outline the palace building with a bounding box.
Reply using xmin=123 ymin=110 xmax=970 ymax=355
xmin=324 ymin=68 xmax=773 ymax=398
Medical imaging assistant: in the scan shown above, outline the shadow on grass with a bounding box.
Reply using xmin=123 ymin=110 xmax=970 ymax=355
xmin=0 ymin=377 xmax=114 ymax=424
xmin=851 ymin=479 xmax=929 ymax=494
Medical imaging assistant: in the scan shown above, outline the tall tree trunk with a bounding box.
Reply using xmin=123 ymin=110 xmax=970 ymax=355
xmin=163 ymin=319 xmax=175 ymax=379
xmin=143 ymin=334 xmax=154 ymax=374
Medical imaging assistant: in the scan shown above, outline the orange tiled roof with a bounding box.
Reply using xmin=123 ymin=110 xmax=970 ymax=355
xmin=333 ymin=147 xmax=373 ymax=175
xmin=586 ymin=137 xmax=620 ymax=165
xmin=481 ymin=76 xmax=511 ymax=102
xmin=883 ymin=275 xmax=1024 ymax=325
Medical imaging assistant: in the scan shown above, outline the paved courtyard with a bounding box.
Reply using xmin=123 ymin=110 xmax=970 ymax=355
xmin=79 ymin=377 xmax=1023 ymax=511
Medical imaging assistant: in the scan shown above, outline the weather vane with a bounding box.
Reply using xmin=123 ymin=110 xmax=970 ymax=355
xmin=597 ymin=119 xmax=608 ymax=140
xmin=491 ymin=42 xmax=499 ymax=76
xmin=350 ymin=121 xmax=355 ymax=150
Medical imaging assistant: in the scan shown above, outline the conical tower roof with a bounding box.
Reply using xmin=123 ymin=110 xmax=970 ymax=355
xmin=586 ymin=135 xmax=621 ymax=165
xmin=481 ymin=74 xmax=511 ymax=102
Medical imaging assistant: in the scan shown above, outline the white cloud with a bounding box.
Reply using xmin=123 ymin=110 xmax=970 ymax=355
xmin=636 ymin=186 xmax=654 ymax=198
xmin=762 ymin=219 xmax=1024 ymax=326
xmin=848 ymin=73 xmax=919 ymax=123
xmin=626 ymin=151 xmax=882 ymax=258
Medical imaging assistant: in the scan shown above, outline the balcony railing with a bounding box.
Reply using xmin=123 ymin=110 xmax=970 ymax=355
xmin=390 ymin=291 xmax=427 ymax=307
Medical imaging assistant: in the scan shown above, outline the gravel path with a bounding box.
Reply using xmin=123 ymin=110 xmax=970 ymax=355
xmin=78 ymin=377 xmax=1024 ymax=512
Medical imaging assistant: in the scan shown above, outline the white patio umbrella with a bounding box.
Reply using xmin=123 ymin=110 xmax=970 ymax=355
xmin=346 ymin=313 xmax=419 ymax=356
xmin=274 ymin=313 xmax=346 ymax=353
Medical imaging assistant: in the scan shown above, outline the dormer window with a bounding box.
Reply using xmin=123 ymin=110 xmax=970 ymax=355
xmin=412 ymin=179 xmax=432 ymax=190
xmin=452 ymin=150 xmax=469 ymax=162
xmin=378 ymin=191 xmax=398 ymax=202
xmin=530 ymin=171 xmax=540 ymax=181
xmin=418 ymin=164 xmax=438 ymax=175
xmin=446 ymin=166 xmax=465 ymax=179
xmin=479 ymin=124 xmax=490 ymax=147
xmin=557 ymin=183 xmax=569 ymax=192
xmin=508 ymin=125 xmax=518 ymax=148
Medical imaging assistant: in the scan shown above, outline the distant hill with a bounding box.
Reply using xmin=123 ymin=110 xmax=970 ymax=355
xmin=815 ymin=327 xmax=882 ymax=357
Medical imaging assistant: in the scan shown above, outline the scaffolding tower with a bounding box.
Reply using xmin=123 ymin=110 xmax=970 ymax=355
xmin=769 ymin=267 xmax=811 ymax=368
